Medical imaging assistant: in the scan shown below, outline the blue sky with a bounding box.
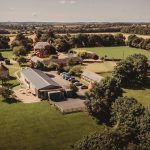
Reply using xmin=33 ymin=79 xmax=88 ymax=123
xmin=0 ymin=0 xmax=150 ymax=22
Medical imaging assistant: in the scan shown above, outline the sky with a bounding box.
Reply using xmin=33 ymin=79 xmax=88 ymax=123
xmin=0 ymin=0 xmax=150 ymax=22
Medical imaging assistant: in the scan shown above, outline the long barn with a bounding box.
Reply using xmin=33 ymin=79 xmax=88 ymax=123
xmin=21 ymin=68 xmax=62 ymax=99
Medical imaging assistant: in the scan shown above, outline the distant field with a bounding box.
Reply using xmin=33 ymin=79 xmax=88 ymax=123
xmin=78 ymin=46 xmax=150 ymax=60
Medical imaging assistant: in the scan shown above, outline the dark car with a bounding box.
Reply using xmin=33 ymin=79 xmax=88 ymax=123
xmin=71 ymin=79 xmax=79 ymax=83
xmin=68 ymin=77 xmax=75 ymax=81
xmin=74 ymin=82 xmax=82 ymax=86
xmin=81 ymin=85 xmax=88 ymax=89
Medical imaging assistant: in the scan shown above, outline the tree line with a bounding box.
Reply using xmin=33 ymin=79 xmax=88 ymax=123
xmin=127 ymin=35 xmax=150 ymax=51
xmin=36 ymin=31 xmax=126 ymax=52
xmin=121 ymin=25 xmax=150 ymax=35
xmin=73 ymin=54 xmax=150 ymax=150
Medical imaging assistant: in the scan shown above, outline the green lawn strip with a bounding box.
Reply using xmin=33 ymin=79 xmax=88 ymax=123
xmin=1 ymin=50 xmax=13 ymax=59
xmin=0 ymin=101 xmax=103 ymax=150
xmin=77 ymin=46 xmax=150 ymax=60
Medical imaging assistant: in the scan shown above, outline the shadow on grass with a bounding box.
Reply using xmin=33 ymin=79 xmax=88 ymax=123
xmin=123 ymin=77 xmax=150 ymax=91
xmin=2 ymin=98 xmax=21 ymax=104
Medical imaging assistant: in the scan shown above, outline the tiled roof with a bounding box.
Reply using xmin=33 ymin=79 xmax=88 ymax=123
xmin=34 ymin=42 xmax=50 ymax=49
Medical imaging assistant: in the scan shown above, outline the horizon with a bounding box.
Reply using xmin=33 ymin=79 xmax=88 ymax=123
xmin=0 ymin=0 xmax=150 ymax=22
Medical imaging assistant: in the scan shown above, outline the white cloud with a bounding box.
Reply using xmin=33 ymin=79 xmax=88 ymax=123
xmin=59 ymin=0 xmax=66 ymax=4
xmin=70 ymin=0 xmax=77 ymax=4
xmin=59 ymin=0 xmax=77 ymax=5
xmin=10 ymin=7 xmax=15 ymax=11
xmin=32 ymin=12 xmax=37 ymax=17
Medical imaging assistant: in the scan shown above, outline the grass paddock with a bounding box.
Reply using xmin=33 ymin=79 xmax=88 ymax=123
xmin=0 ymin=100 xmax=103 ymax=150
xmin=78 ymin=46 xmax=150 ymax=60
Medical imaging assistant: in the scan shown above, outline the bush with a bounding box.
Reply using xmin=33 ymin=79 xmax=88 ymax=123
xmin=4 ymin=59 xmax=10 ymax=65
xmin=70 ymin=84 xmax=78 ymax=93
xmin=0 ymin=53 xmax=4 ymax=61
xmin=48 ymin=62 xmax=58 ymax=70
xmin=13 ymin=46 xmax=27 ymax=56
xmin=17 ymin=56 xmax=26 ymax=65
xmin=77 ymin=50 xmax=87 ymax=59
xmin=92 ymin=54 xmax=99 ymax=60
xmin=35 ymin=61 xmax=46 ymax=70
xmin=69 ymin=66 xmax=83 ymax=77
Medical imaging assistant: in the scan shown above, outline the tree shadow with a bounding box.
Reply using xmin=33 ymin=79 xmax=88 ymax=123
xmin=123 ymin=77 xmax=150 ymax=91
xmin=9 ymin=76 xmax=17 ymax=80
xmin=2 ymin=98 xmax=21 ymax=104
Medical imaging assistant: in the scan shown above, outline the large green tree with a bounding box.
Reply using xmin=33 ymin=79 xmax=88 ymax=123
xmin=85 ymin=77 xmax=122 ymax=123
xmin=113 ymin=54 xmax=148 ymax=87
xmin=111 ymin=97 xmax=145 ymax=143
xmin=74 ymin=129 xmax=125 ymax=150
xmin=0 ymin=35 xmax=10 ymax=49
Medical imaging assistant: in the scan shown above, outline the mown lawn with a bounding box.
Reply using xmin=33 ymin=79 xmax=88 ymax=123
xmin=83 ymin=61 xmax=116 ymax=73
xmin=0 ymin=100 xmax=103 ymax=150
xmin=79 ymin=46 xmax=150 ymax=60
xmin=1 ymin=50 xmax=13 ymax=59
xmin=123 ymin=77 xmax=150 ymax=106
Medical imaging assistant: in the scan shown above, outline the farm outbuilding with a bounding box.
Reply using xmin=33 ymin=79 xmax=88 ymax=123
xmin=21 ymin=68 xmax=62 ymax=99
xmin=34 ymin=42 xmax=51 ymax=58
xmin=81 ymin=71 xmax=104 ymax=83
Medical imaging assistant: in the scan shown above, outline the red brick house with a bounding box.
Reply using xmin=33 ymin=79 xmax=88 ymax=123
xmin=34 ymin=42 xmax=51 ymax=58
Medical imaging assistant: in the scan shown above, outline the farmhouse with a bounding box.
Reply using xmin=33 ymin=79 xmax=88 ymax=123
xmin=81 ymin=71 xmax=104 ymax=83
xmin=34 ymin=42 xmax=51 ymax=58
xmin=21 ymin=68 xmax=62 ymax=99
xmin=31 ymin=53 xmax=82 ymax=66
xmin=0 ymin=63 xmax=9 ymax=78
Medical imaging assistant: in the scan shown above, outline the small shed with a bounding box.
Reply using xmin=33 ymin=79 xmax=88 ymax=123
xmin=65 ymin=89 xmax=75 ymax=98
xmin=81 ymin=71 xmax=104 ymax=83
xmin=48 ymin=91 xmax=65 ymax=102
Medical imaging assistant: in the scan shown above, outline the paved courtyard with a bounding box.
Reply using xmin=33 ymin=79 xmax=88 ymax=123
xmin=51 ymin=98 xmax=86 ymax=113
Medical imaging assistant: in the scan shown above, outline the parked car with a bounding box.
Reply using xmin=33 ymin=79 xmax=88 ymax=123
xmin=60 ymin=72 xmax=67 ymax=76
xmin=66 ymin=72 xmax=71 ymax=76
xmin=74 ymin=82 xmax=82 ymax=86
xmin=81 ymin=85 xmax=88 ymax=89
xmin=64 ymin=76 xmax=70 ymax=80
xmin=68 ymin=77 xmax=75 ymax=81
xmin=71 ymin=79 xmax=79 ymax=83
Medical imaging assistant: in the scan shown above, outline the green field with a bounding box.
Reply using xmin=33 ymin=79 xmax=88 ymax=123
xmin=79 ymin=46 xmax=150 ymax=60
xmin=1 ymin=50 xmax=13 ymax=59
xmin=0 ymin=100 xmax=103 ymax=150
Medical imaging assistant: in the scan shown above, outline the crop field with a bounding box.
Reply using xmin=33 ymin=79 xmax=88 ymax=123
xmin=78 ymin=46 xmax=150 ymax=60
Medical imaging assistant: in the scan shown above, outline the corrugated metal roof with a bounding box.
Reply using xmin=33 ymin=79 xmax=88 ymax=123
xmin=22 ymin=68 xmax=61 ymax=90
xmin=82 ymin=71 xmax=104 ymax=83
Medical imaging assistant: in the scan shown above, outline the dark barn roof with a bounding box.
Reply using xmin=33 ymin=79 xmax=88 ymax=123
xmin=22 ymin=68 xmax=61 ymax=90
